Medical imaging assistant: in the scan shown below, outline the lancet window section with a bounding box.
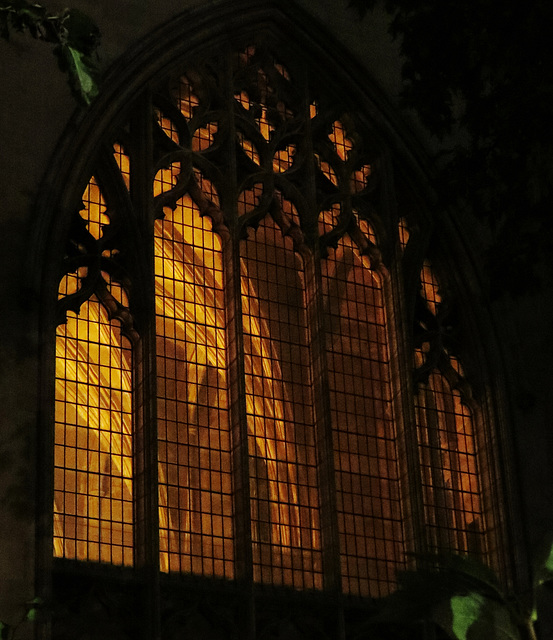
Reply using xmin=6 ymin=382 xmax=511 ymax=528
xmin=54 ymin=175 xmax=136 ymax=567
xmin=412 ymin=258 xmax=487 ymax=557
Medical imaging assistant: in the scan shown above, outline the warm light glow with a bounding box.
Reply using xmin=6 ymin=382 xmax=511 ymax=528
xmin=193 ymin=122 xmax=218 ymax=152
xmin=241 ymin=213 xmax=322 ymax=589
xmin=351 ymin=164 xmax=371 ymax=193
xmin=80 ymin=177 xmax=109 ymax=240
xmin=53 ymin=47 xmax=490 ymax=600
xmin=318 ymin=204 xmax=342 ymax=236
xmin=113 ymin=143 xmax=130 ymax=189
xmin=54 ymin=179 xmax=134 ymax=566
xmin=415 ymin=261 xmax=484 ymax=556
xmin=177 ymin=76 xmax=199 ymax=119
xmin=155 ymin=188 xmax=234 ymax=578
xmin=273 ymin=144 xmax=296 ymax=173
xmin=398 ymin=217 xmax=410 ymax=250
xmin=322 ymin=230 xmax=404 ymax=597
xmin=315 ymin=153 xmax=338 ymax=186
xmin=421 ymin=260 xmax=442 ymax=315
xmin=54 ymin=293 xmax=134 ymax=566
xmin=238 ymin=183 xmax=264 ymax=217
xmin=416 ymin=373 xmax=484 ymax=556
xmin=237 ymin=132 xmax=261 ymax=165
xmin=329 ymin=120 xmax=353 ymax=161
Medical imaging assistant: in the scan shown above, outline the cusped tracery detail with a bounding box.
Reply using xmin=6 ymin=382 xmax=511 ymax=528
xmin=413 ymin=261 xmax=486 ymax=558
xmin=54 ymin=178 xmax=135 ymax=567
xmin=51 ymin=36 xmax=498 ymax=608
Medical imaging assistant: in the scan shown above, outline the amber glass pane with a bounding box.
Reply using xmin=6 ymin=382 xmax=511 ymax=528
xmin=79 ymin=177 xmax=109 ymax=241
xmin=113 ymin=143 xmax=130 ymax=190
xmin=54 ymin=293 xmax=134 ymax=566
xmin=398 ymin=218 xmax=410 ymax=250
xmin=420 ymin=260 xmax=441 ymax=315
xmin=241 ymin=216 xmax=322 ymax=590
xmin=155 ymin=194 xmax=233 ymax=578
xmin=328 ymin=120 xmax=353 ymax=161
xmin=322 ymin=235 xmax=404 ymax=598
xmin=416 ymin=373 xmax=485 ymax=556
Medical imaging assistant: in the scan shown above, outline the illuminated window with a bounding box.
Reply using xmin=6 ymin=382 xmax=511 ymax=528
xmin=414 ymin=261 xmax=486 ymax=557
xmin=53 ymin=42 xmax=502 ymax=601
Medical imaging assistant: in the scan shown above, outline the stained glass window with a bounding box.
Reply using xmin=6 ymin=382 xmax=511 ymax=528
xmin=415 ymin=261 xmax=486 ymax=557
xmin=53 ymin=41 xmax=496 ymax=602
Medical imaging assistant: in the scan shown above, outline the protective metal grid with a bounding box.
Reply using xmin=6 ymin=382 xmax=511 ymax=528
xmin=79 ymin=177 xmax=109 ymax=241
xmin=112 ymin=143 xmax=130 ymax=190
xmin=420 ymin=260 xmax=441 ymax=316
xmin=241 ymin=215 xmax=323 ymax=590
xmin=416 ymin=263 xmax=485 ymax=555
xmin=49 ymin=43 xmax=497 ymax=606
xmin=54 ymin=286 xmax=134 ymax=566
xmin=322 ymin=234 xmax=405 ymax=598
xmin=415 ymin=374 xmax=485 ymax=556
xmin=154 ymin=184 xmax=234 ymax=578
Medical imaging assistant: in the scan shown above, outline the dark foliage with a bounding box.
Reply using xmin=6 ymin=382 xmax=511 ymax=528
xmin=349 ymin=0 xmax=553 ymax=296
xmin=0 ymin=0 xmax=100 ymax=104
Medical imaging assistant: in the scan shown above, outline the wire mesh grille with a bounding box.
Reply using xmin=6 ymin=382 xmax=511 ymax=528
xmin=322 ymin=233 xmax=405 ymax=598
xmin=155 ymin=190 xmax=234 ymax=578
xmin=416 ymin=375 xmax=485 ymax=556
xmin=54 ymin=292 xmax=134 ymax=566
xmin=415 ymin=261 xmax=486 ymax=557
xmin=54 ymin=173 xmax=134 ymax=566
xmin=52 ymin=45 xmax=495 ymax=599
xmin=113 ymin=143 xmax=130 ymax=190
xmin=241 ymin=215 xmax=322 ymax=590
xmin=420 ymin=260 xmax=442 ymax=316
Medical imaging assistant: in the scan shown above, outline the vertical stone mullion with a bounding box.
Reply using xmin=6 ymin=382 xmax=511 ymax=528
xmin=220 ymin=47 xmax=256 ymax=640
xmin=301 ymin=68 xmax=344 ymax=639
xmin=130 ymin=91 xmax=161 ymax=640
xmin=380 ymin=163 xmax=428 ymax=564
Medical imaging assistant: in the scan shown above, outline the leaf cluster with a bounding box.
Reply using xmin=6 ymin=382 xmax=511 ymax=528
xmin=0 ymin=0 xmax=100 ymax=104
xmin=354 ymin=554 xmax=532 ymax=640
xmin=349 ymin=0 xmax=553 ymax=296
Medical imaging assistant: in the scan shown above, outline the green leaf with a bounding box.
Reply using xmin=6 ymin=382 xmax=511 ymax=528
xmin=544 ymin=543 xmax=553 ymax=575
xmin=433 ymin=592 xmax=521 ymax=640
xmin=450 ymin=592 xmax=486 ymax=640
xmin=534 ymin=539 xmax=553 ymax=586
xmin=25 ymin=608 xmax=36 ymax=622
xmin=25 ymin=595 xmax=43 ymax=621
xmin=55 ymin=43 xmax=99 ymax=105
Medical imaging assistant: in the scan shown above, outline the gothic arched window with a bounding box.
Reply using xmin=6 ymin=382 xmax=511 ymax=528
xmin=50 ymin=36 xmax=503 ymax=606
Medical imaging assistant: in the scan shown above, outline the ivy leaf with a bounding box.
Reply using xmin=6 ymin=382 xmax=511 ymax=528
xmin=1 ymin=2 xmax=100 ymax=105
xmin=533 ymin=539 xmax=553 ymax=588
xmin=25 ymin=596 xmax=43 ymax=622
xmin=433 ymin=592 xmax=521 ymax=640
xmin=25 ymin=608 xmax=37 ymax=622
xmin=543 ymin=542 xmax=553 ymax=579
xmin=450 ymin=592 xmax=486 ymax=640
xmin=55 ymin=43 xmax=99 ymax=105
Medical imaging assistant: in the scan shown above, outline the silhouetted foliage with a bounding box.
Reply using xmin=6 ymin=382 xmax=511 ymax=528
xmin=0 ymin=0 xmax=100 ymax=104
xmin=349 ymin=0 xmax=553 ymax=296
xmin=353 ymin=554 xmax=540 ymax=640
